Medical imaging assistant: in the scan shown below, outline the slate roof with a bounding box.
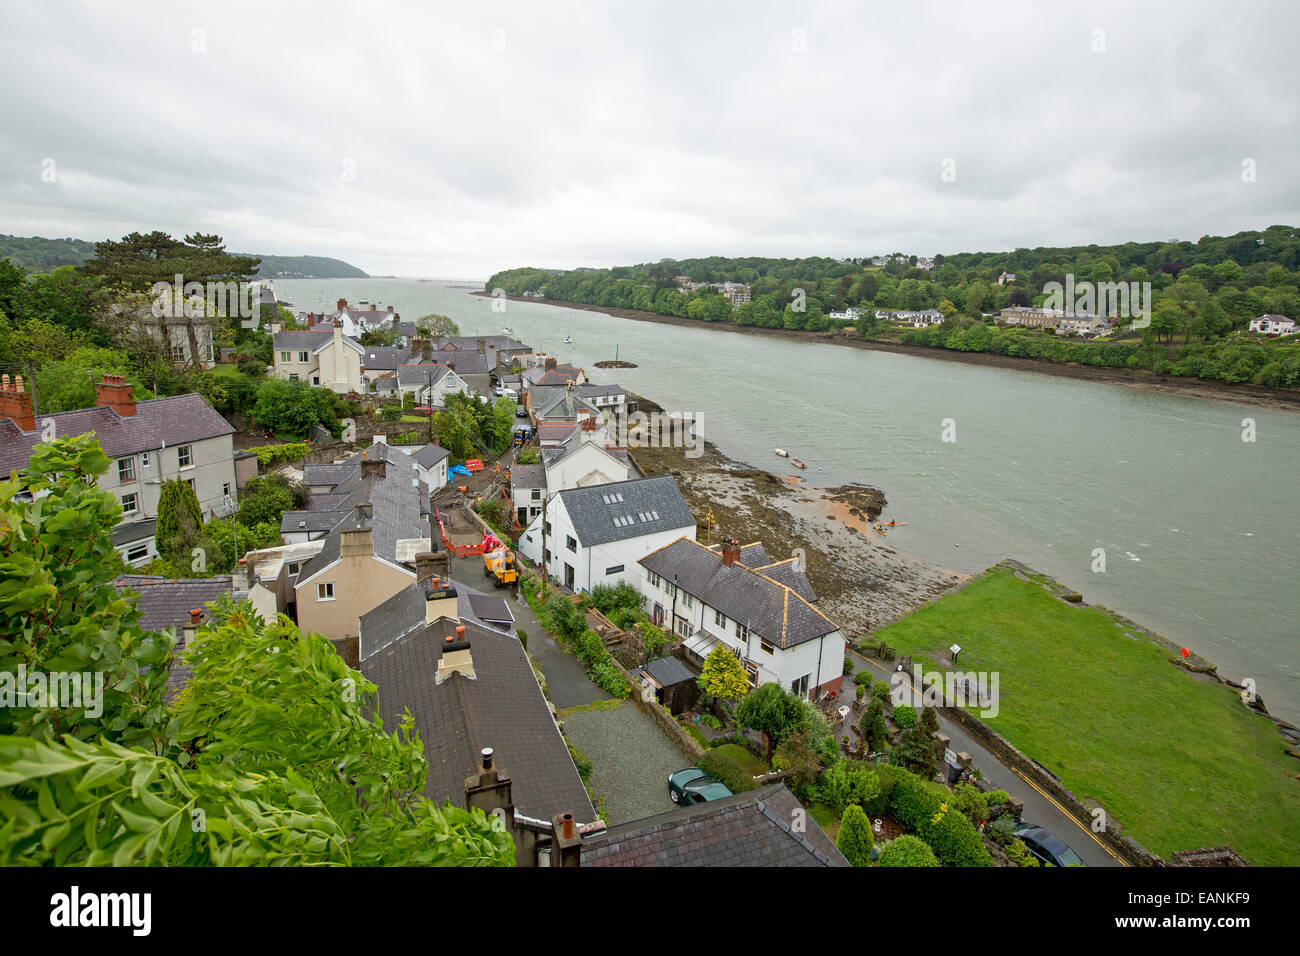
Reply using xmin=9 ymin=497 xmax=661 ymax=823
xmin=639 ymin=537 xmax=838 ymax=649
xmin=433 ymin=352 xmax=489 ymax=376
xmin=0 ymin=392 xmax=234 ymax=477
xmin=302 ymin=462 xmax=359 ymax=488
xmin=558 ymin=475 xmax=695 ymax=548
xmin=753 ymin=557 xmax=818 ymax=603
xmin=396 ymin=363 xmax=454 ymax=388
xmin=113 ymin=574 xmax=233 ymax=700
xmin=361 ymin=346 xmax=414 ymax=370
xmin=578 ymin=383 xmax=624 ymax=399
xmin=637 ymin=655 xmax=697 ymax=687
xmin=411 ymin=444 xmax=450 ymax=468
xmin=509 ymin=464 xmax=546 ymax=490
xmin=280 ymin=509 xmax=350 ymax=535
xmin=467 ymin=593 xmax=515 ymax=630
xmin=538 ymin=421 xmax=581 ymax=444
xmin=581 ymin=784 xmax=847 ymax=867
xmin=361 ymin=597 xmax=594 ymax=823
xmin=272 ymin=330 xmax=333 ymax=350
xmin=111 ymin=517 xmax=157 ymax=547
xmin=294 ymin=443 xmax=428 ymax=581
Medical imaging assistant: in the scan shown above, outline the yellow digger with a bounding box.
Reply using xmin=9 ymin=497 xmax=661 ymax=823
xmin=482 ymin=547 xmax=518 ymax=588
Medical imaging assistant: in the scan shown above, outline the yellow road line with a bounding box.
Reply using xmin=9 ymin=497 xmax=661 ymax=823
xmin=851 ymin=651 xmax=1127 ymax=866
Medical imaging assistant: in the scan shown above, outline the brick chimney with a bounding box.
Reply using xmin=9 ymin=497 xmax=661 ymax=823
xmin=95 ymin=374 xmax=136 ymax=417
xmin=415 ymin=551 xmax=450 ymax=584
xmin=424 ymin=577 xmax=459 ymax=625
xmin=550 ymin=812 xmax=583 ymax=868
xmin=465 ymin=747 xmax=513 ymax=828
xmin=476 ymin=337 xmax=485 ymax=354
xmin=722 ymin=539 xmax=741 ymax=566
xmin=0 ymin=374 xmax=35 ymax=431
xmin=387 ymin=304 xmax=394 ymax=313
xmin=337 ymin=299 xmax=347 ymax=312
xmin=360 ymin=449 xmax=386 ymax=479
xmin=436 ymin=623 xmax=475 ymax=683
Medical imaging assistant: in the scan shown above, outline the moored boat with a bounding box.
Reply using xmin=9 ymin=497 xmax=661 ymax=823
xmin=790 ymin=457 xmax=807 ymax=469
xmin=774 ymin=448 xmax=788 ymax=457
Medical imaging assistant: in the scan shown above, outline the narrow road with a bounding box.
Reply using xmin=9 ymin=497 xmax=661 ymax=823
xmin=850 ymin=649 xmax=1123 ymax=868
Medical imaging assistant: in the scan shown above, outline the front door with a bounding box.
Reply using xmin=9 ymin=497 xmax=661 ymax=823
xmin=564 ymin=563 xmax=575 ymax=590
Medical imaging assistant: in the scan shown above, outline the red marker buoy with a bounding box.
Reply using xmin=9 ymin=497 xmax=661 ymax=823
xmin=1180 ymin=647 xmax=1190 ymax=658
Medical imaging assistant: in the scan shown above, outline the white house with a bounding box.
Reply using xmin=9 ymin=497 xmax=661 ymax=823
xmin=517 ymin=475 xmax=696 ymax=593
xmin=637 ymin=537 xmax=845 ymax=700
xmin=1249 ymin=314 xmax=1297 ymax=336
xmin=406 ymin=443 xmax=450 ymax=493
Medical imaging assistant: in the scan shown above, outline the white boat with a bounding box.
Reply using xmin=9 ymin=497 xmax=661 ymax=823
xmin=564 ymin=333 xmax=572 ymax=344
xmin=774 ymin=448 xmax=788 ymax=457
xmin=503 ymin=327 xmax=514 ymax=335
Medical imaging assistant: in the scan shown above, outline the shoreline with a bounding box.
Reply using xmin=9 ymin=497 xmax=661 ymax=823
xmin=479 ymin=291 xmax=1300 ymax=411
xmin=623 ymin=392 xmax=969 ymax=639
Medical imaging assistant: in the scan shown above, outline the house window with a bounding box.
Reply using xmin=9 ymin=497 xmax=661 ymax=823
xmin=648 ymin=571 xmax=661 ymax=589
xmin=605 ymin=565 xmax=624 ymax=575
xmin=126 ymin=544 xmax=149 ymax=563
xmin=311 ymin=374 xmax=320 ymax=386
xmin=289 ymin=373 xmax=299 ymax=382
xmin=280 ymin=351 xmax=291 ymax=363
xmin=744 ymin=661 xmax=759 ymax=687
xmin=715 ymin=610 xmax=726 ymax=629
xmin=177 ymin=445 xmax=192 ymax=468
xmin=117 ymin=457 xmax=136 ymax=483
xmin=318 ymin=582 xmax=335 ymax=601
xmin=141 ymin=451 xmax=150 ymax=468
xmin=172 ymin=345 xmax=187 ymax=361
xmin=544 ymin=520 xmax=552 ymax=536
xmin=184 ymin=478 xmax=195 ymax=493
xmin=566 ymin=535 xmax=577 ymax=552
xmin=286 ymin=561 xmax=301 ymax=576
xmin=760 ymin=640 xmax=775 ymax=655
xmin=298 ymin=351 xmax=310 ymax=363
xmin=736 ymin=623 xmax=749 ymax=641
xmin=682 ymin=593 xmax=694 ymax=609
xmin=791 ymin=674 xmax=810 ymax=698
xmin=531 ymin=489 xmax=541 ymax=500
xmin=121 ymin=492 xmax=138 ymax=515
xmin=223 ymin=482 xmax=231 ymax=497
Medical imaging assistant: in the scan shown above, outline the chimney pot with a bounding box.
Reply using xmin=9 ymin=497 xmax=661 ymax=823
xmin=456 ymin=625 xmax=466 ymax=638
xmin=189 ymin=608 xmax=202 ymax=625
xmin=482 ymin=747 xmax=494 ymax=770
xmin=561 ymin=812 xmax=574 ymax=839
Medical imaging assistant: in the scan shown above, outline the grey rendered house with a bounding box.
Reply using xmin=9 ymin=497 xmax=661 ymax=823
xmin=0 ymin=374 xmax=237 ymax=567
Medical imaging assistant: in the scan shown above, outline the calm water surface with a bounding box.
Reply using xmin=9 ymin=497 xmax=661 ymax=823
xmin=277 ymin=278 xmax=1300 ymax=724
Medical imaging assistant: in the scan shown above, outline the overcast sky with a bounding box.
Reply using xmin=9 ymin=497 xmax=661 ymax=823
xmin=2 ymin=1 xmax=1298 ymax=278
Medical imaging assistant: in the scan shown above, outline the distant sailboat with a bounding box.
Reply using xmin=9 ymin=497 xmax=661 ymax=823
xmin=564 ymin=332 xmax=573 ymax=344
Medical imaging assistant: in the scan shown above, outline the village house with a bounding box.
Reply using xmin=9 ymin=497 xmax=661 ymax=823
xmin=112 ymin=575 xmax=233 ymax=698
xmin=577 ymin=382 xmax=628 ymax=418
xmin=291 ymin=442 xmax=433 ymax=641
xmin=517 ymin=474 xmax=696 ymax=593
xmin=637 ymin=537 xmax=845 ymax=701
xmin=359 ymin=566 xmax=596 ymax=866
xmin=1249 ymin=314 xmax=1297 ymax=336
xmin=271 ymin=320 xmax=365 ymax=392
xmin=0 ymin=374 xmax=237 ymax=567
xmin=1057 ymin=314 xmax=1113 ymax=337
xmin=1000 ymin=306 xmax=1069 ymax=328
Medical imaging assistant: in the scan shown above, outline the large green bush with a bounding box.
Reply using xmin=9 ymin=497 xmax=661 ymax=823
xmin=697 ymin=750 xmax=758 ymax=794
xmin=878 ymin=834 xmax=939 ymax=867
xmin=836 ymin=805 xmax=875 ymax=866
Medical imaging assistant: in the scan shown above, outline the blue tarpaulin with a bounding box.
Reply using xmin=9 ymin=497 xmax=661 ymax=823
xmin=449 ymin=465 xmax=472 ymax=477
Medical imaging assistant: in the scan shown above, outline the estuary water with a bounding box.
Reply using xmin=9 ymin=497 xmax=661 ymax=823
xmin=276 ymin=278 xmax=1300 ymax=724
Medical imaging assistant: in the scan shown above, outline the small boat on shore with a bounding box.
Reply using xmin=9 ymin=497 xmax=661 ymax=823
xmin=873 ymin=524 xmax=888 ymax=537
xmin=790 ymin=457 xmax=807 ymax=469
xmin=774 ymin=448 xmax=788 ymax=457
xmin=883 ymin=520 xmax=906 ymax=527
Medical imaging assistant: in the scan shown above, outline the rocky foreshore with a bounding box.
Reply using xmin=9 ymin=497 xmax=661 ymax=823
xmin=626 ymin=392 xmax=967 ymax=638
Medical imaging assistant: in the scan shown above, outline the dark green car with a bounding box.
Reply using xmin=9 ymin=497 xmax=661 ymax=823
xmin=668 ymin=768 xmax=733 ymax=806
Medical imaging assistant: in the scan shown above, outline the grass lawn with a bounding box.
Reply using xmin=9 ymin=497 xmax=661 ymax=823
xmin=710 ymin=743 xmax=768 ymax=778
xmin=207 ymin=364 xmax=253 ymax=379
xmin=808 ymin=801 xmax=841 ymax=841
xmin=870 ymin=566 xmax=1300 ymax=866
xmin=679 ymin=721 xmax=709 ymax=749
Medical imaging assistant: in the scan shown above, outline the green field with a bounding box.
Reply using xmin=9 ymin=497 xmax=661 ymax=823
xmin=869 ymin=566 xmax=1300 ymax=865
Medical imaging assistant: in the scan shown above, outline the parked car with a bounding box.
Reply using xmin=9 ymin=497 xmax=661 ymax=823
xmin=668 ymin=768 xmax=733 ymax=806
xmin=1013 ymin=823 xmax=1086 ymax=867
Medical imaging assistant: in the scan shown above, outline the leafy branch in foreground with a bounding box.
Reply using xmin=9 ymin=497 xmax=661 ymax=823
xmin=0 ymin=435 xmax=514 ymax=866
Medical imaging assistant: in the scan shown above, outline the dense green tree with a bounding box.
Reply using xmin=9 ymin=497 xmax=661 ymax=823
xmin=735 ymin=681 xmax=803 ymax=758
xmin=836 ymin=804 xmax=876 ymax=866
xmin=877 ymin=834 xmax=940 ymax=867
xmin=157 ymin=478 xmax=204 ymax=568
